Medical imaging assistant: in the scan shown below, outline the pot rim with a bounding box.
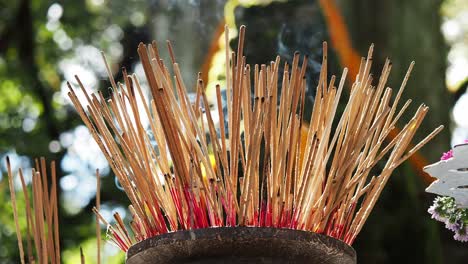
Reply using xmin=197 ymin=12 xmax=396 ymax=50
xmin=126 ymin=226 xmax=356 ymax=262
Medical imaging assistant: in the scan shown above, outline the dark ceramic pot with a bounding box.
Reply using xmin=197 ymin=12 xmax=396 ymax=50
xmin=126 ymin=227 xmax=356 ymax=263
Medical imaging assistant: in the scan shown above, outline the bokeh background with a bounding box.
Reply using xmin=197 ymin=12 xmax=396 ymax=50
xmin=1 ymin=0 xmax=467 ymax=263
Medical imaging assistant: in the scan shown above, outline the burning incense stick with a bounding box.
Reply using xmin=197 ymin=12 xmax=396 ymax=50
xmin=67 ymin=25 xmax=442 ymax=251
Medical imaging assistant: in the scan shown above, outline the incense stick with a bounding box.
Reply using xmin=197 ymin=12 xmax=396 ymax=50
xmin=6 ymin=157 xmax=25 ymax=264
xmin=96 ymin=169 xmax=101 ymax=264
xmin=6 ymin=158 xmax=61 ymax=264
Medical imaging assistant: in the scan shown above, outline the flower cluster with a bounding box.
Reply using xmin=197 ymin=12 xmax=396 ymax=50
xmin=428 ymin=195 xmax=468 ymax=242
xmin=428 ymin=140 xmax=468 ymax=242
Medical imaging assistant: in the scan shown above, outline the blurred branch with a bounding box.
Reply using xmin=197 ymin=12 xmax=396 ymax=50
xmin=15 ymin=0 xmax=60 ymax=140
xmin=0 ymin=14 xmax=16 ymax=53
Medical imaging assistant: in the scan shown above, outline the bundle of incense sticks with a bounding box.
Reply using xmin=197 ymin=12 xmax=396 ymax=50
xmin=6 ymin=157 xmax=60 ymax=264
xmin=7 ymin=159 xmax=102 ymax=264
xmin=67 ymin=25 xmax=442 ymax=251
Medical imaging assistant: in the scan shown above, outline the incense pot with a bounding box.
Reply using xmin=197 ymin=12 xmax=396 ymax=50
xmin=126 ymin=227 xmax=356 ymax=264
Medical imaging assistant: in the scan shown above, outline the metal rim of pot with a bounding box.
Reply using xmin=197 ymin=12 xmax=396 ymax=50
xmin=126 ymin=227 xmax=356 ymax=264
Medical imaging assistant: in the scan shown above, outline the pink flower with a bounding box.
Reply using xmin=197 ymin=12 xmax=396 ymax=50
xmin=440 ymin=150 xmax=453 ymax=161
xmin=454 ymin=231 xmax=468 ymax=242
xmin=440 ymin=140 xmax=468 ymax=161
xmin=445 ymin=221 xmax=461 ymax=232
xmin=428 ymin=205 xmax=446 ymax=222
